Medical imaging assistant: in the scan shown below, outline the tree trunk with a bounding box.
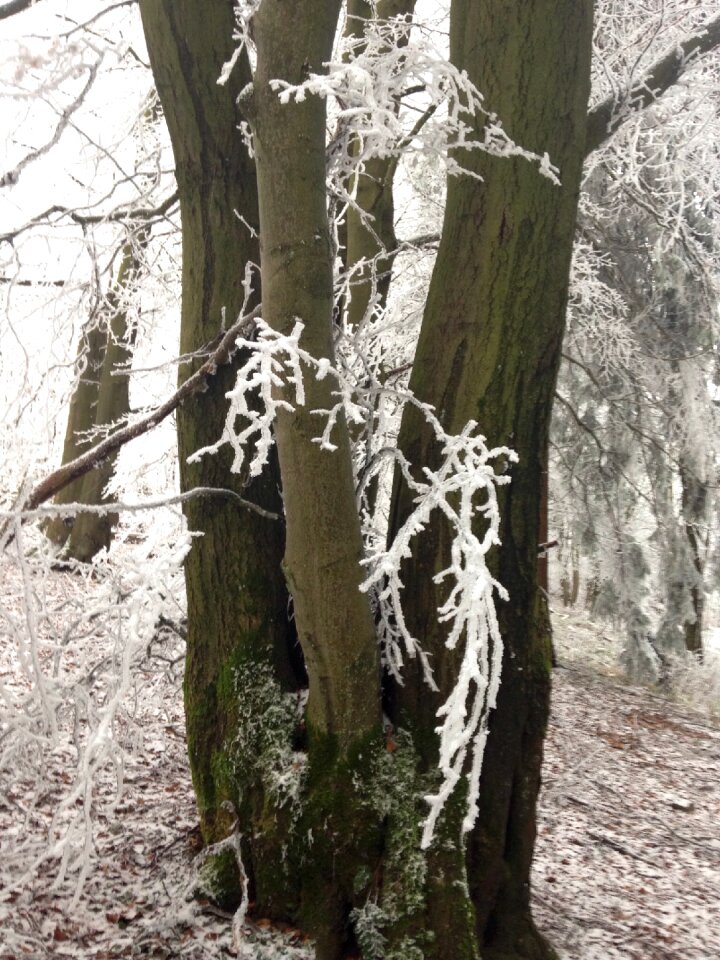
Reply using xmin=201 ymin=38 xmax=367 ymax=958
xmin=251 ymin=8 xmax=387 ymax=951
xmin=43 ymin=317 xmax=107 ymax=548
xmin=139 ymin=0 xmax=293 ymax=856
xmin=680 ymin=462 xmax=707 ymax=658
xmin=59 ymin=237 xmax=143 ymax=561
xmin=44 ymin=235 xmax=145 ymax=559
xmin=252 ymin=0 xmax=381 ymax=748
xmin=389 ymin=2 xmax=593 ymax=957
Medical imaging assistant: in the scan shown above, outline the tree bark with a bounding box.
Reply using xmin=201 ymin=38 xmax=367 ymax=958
xmin=389 ymin=1 xmax=593 ymax=957
xmin=252 ymin=0 xmax=381 ymax=748
xmin=139 ymin=0 xmax=292 ymax=851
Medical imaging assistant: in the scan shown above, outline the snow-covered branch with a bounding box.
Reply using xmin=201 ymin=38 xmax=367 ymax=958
xmin=586 ymin=12 xmax=720 ymax=154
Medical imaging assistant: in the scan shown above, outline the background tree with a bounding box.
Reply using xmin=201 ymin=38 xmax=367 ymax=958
xmin=552 ymin=35 xmax=720 ymax=677
xmin=44 ymin=229 xmax=147 ymax=560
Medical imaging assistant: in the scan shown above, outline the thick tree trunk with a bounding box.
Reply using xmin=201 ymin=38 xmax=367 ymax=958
xmin=139 ymin=0 xmax=292 ymax=853
xmin=141 ymin=8 xmax=382 ymax=958
xmin=389 ymin=2 xmax=593 ymax=957
xmin=251 ymin=11 xmax=387 ymax=951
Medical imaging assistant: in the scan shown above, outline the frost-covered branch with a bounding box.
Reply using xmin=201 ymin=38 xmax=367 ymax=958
xmin=1 ymin=486 xmax=281 ymax=527
xmin=586 ymin=12 xmax=720 ymax=154
xmin=358 ymin=410 xmax=513 ymax=846
xmin=189 ymin=318 xmax=350 ymax=477
xmin=1 ymin=55 xmax=102 ymax=188
xmin=273 ymin=17 xmax=560 ymax=191
xmin=0 ymin=525 xmax=191 ymax=900
xmin=195 ymin=311 xmax=513 ymax=846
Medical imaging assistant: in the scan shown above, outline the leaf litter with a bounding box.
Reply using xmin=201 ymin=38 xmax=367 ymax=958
xmin=0 ymin=555 xmax=718 ymax=959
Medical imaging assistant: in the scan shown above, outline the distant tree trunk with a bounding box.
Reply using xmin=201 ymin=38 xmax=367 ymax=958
xmin=45 ymin=234 xmax=145 ymax=561
xmin=389 ymin=2 xmax=593 ymax=957
xmin=680 ymin=462 xmax=708 ymax=658
xmin=43 ymin=319 xmax=106 ymax=548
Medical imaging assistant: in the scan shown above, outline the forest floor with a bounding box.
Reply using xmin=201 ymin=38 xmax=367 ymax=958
xmin=1 ymin=558 xmax=719 ymax=959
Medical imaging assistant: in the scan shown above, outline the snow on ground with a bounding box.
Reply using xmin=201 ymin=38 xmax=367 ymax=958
xmin=1 ymin=555 xmax=719 ymax=959
xmin=535 ymin=663 xmax=720 ymax=960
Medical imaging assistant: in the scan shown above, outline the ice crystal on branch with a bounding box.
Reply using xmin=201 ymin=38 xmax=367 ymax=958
xmin=221 ymin=8 xmax=560 ymax=203
xmin=359 ymin=411 xmax=514 ymax=845
xmin=196 ymin=315 xmax=514 ymax=844
xmin=270 ymin=16 xmax=560 ymax=196
xmin=187 ymin=319 xmax=344 ymax=478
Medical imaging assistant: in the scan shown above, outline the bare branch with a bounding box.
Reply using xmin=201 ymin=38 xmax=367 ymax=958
xmin=0 ymin=58 xmax=101 ymax=188
xmin=5 ymin=486 xmax=280 ymax=524
xmin=8 ymin=306 xmax=261 ymax=523
xmin=586 ymin=13 xmax=720 ymax=155
xmin=0 ymin=190 xmax=178 ymax=246
xmin=59 ymin=1 xmax=138 ymax=37
xmin=0 ymin=0 xmax=39 ymax=20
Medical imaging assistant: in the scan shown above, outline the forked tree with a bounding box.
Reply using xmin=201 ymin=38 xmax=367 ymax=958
xmin=134 ymin=2 xmax=718 ymax=959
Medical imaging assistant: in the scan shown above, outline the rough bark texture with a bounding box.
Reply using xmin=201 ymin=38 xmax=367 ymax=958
xmin=139 ymin=0 xmax=292 ymax=848
xmin=389 ymin=1 xmax=594 ymax=957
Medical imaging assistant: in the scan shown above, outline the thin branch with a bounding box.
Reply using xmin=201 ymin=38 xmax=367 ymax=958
xmin=0 ymin=190 xmax=178 ymax=245
xmin=59 ymin=1 xmax=138 ymax=37
xmin=67 ymin=189 xmax=179 ymax=226
xmin=4 ymin=486 xmax=281 ymax=524
xmin=0 ymin=58 xmax=101 ymax=188
xmin=586 ymin=13 xmax=720 ymax=155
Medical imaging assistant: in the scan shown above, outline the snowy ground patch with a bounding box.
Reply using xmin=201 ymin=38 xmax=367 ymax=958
xmin=1 ymin=556 xmax=719 ymax=958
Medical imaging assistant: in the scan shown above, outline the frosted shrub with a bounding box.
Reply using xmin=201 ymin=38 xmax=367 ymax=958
xmin=666 ymin=649 xmax=720 ymax=720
